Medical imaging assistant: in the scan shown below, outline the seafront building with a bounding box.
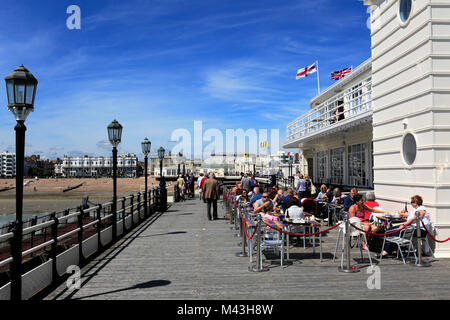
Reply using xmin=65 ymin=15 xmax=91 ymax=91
xmin=0 ymin=151 xmax=16 ymax=178
xmin=284 ymin=0 xmax=450 ymax=257
xmin=57 ymin=154 xmax=138 ymax=178
xmin=151 ymin=153 xmax=199 ymax=177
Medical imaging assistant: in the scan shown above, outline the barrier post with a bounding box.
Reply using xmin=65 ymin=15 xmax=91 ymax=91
xmin=414 ymin=212 xmax=431 ymax=267
xmin=338 ymin=216 xmax=359 ymax=273
xmin=122 ymin=197 xmax=126 ymax=233
xmin=137 ymin=192 xmax=141 ymax=225
xmin=78 ymin=207 xmax=85 ymax=265
xmin=249 ymin=215 xmax=269 ymax=272
xmin=234 ymin=205 xmax=240 ymax=232
xmin=230 ymin=203 xmax=235 ymax=226
xmin=236 ymin=207 xmax=248 ymax=257
xmin=30 ymin=215 xmax=37 ymax=257
xmin=51 ymin=212 xmax=59 ymax=283
xmin=130 ymin=194 xmax=135 ymax=229
xmin=230 ymin=206 xmax=238 ymax=230
xmin=97 ymin=204 xmax=103 ymax=250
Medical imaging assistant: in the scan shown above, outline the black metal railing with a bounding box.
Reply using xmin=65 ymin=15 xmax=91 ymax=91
xmin=0 ymin=186 xmax=167 ymax=300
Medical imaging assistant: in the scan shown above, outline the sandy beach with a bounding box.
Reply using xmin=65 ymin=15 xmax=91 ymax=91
xmin=0 ymin=177 xmax=174 ymax=218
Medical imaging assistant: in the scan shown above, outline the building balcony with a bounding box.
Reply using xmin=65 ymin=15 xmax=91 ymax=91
xmin=283 ymin=75 xmax=372 ymax=148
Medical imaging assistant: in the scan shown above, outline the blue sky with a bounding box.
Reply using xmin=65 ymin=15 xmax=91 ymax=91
xmin=0 ymin=0 xmax=371 ymax=160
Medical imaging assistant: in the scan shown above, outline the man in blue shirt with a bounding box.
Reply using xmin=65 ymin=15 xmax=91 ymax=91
xmin=248 ymin=187 xmax=261 ymax=208
xmin=275 ymin=188 xmax=294 ymax=211
xmin=343 ymin=188 xmax=358 ymax=211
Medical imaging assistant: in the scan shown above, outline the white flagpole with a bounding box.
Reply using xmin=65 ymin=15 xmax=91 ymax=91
xmin=316 ymin=60 xmax=321 ymax=95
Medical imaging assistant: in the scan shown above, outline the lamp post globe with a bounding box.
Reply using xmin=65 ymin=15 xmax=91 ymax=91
xmin=141 ymin=137 xmax=151 ymax=155
xmin=107 ymin=120 xmax=122 ymax=242
xmin=5 ymin=65 xmax=38 ymax=121
xmin=141 ymin=138 xmax=151 ymax=218
xmin=5 ymin=65 xmax=38 ymax=301
xmin=107 ymin=119 xmax=123 ymax=148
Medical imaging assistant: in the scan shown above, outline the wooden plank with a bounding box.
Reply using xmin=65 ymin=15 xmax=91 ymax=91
xmin=44 ymin=199 xmax=450 ymax=300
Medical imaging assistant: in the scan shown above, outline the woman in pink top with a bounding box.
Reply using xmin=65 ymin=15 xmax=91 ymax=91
xmin=349 ymin=194 xmax=387 ymax=251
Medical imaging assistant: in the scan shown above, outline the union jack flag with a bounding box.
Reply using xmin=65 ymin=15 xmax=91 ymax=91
xmin=331 ymin=67 xmax=352 ymax=80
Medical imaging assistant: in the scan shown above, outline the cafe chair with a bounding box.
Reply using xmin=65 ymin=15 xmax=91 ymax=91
xmin=261 ymin=224 xmax=285 ymax=267
xmin=301 ymin=198 xmax=317 ymax=215
xmin=380 ymin=226 xmax=417 ymax=264
xmin=333 ymin=217 xmax=373 ymax=268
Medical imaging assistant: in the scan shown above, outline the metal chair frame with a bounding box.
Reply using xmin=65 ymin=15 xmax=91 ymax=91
xmin=381 ymin=226 xmax=417 ymax=264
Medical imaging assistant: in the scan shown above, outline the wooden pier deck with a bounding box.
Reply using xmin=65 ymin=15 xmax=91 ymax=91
xmin=45 ymin=198 xmax=450 ymax=300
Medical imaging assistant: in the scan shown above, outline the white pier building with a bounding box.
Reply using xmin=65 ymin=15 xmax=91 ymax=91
xmin=284 ymin=0 xmax=450 ymax=257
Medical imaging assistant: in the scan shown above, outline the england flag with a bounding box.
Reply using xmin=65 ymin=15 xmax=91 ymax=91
xmin=296 ymin=62 xmax=317 ymax=80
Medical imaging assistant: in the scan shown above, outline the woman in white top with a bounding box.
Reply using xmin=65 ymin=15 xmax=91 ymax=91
xmin=400 ymin=195 xmax=432 ymax=230
xmin=379 ymin=195 xmax=431 ymax=258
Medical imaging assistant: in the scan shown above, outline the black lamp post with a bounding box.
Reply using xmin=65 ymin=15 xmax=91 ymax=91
xmin=158 ymin=147 xmax=167 ymax=210
xmin=288 ymin=157 xmax=294 ymax=187
xmin=107 ymin=120 xmax=122 ymax=241
xmin=141 ymin=138 xmax=151 ymax=217
xmin=182 ymin=158 xmax=186 ymax=176
xmin=5 ymin=65 xmax=38 ymax=301
xmin=177 ymin=152 xmax=182 ymax=176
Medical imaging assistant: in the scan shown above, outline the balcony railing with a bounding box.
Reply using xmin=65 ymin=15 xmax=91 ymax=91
xmin=285 ymin=77 xmax=372 ymax=144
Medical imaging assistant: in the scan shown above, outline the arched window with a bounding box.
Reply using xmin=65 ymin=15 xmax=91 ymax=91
xmin=399 ymin=0 xmax=412 ymax=23
xmin=402 ymin=133 xmax=417 ymax=165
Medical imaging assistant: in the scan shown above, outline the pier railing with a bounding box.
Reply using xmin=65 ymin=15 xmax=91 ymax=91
xmin=285 ymin=76 xmax=372 ymax=145
xmin=0 ymin=187 xmax=167 ymax=300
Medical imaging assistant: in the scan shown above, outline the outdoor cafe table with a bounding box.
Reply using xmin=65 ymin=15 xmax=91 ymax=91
xmin=375 ymin=215 xmax=407 ymax=230
xmin=262 ymin=217 xmax=323 ymax=263
xmin=283 ymin=219 xmax=323 ymax=262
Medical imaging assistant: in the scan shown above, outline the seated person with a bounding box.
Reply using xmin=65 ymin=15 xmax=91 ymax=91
xmin=273 ymin=188 xmax=294 ymax=212
xmin=378 ymin=195 xmax=432 ymax=258
xmin=285 ymin=198 xmax=304 ymax=221
xmin=330 ymin=105 xmax=345 ymax=123
xmin=364 ymin=191 xmax=379 ymax=209
xmin=344 ymin=188 xmax=358 ymax=211
xmin=236 ymin=189 xmax=249 ymax=204
xmin=325 ymin=186 xmax=334 ymax=203
xmin=268 ymin=186 xmax=278 ymax=200
xmin=315 ymin=184 xmax=328 ymax=201
xmin=232 ymin=183 xmax=239 ymax=194
xmin=331 ymin=187 xmax=345 ymax=205
xmin=248 ymin=187 xmax=261 ymax=208
xmin=349 ymin=194 xmax=387 ymax=251
xmin=254 ymin=193 xmax=274 ymax=214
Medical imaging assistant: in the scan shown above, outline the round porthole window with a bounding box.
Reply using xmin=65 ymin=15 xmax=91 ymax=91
xmin=399 ymin=0 xmax=412 ymax=23
xmin=402 ymin=133 xmax=417 ymax=165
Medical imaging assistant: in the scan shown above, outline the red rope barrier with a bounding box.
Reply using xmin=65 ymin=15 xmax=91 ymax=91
xmin=349 ymin=220 xmax=412 ymax=236
xmin=243 ymin=216 xmax=258 ymax=240
xmin=264 ymin=220 xmax=341 ymax=237
xmin=421 ymin=220 xmax=450 ymax=243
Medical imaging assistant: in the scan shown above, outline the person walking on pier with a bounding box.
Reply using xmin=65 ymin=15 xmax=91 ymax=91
xmin=189 ymin=172 xmax=195 ymax=198
xmin=203 ymin=172 xmax=220 ymax=220
xmin=241 ymin=173 xmax=251 ymax=192
xmin=197 ymin=173 xmax=205 ymax=201
xmin=176 ymin=175 xmax=186 ymax=201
